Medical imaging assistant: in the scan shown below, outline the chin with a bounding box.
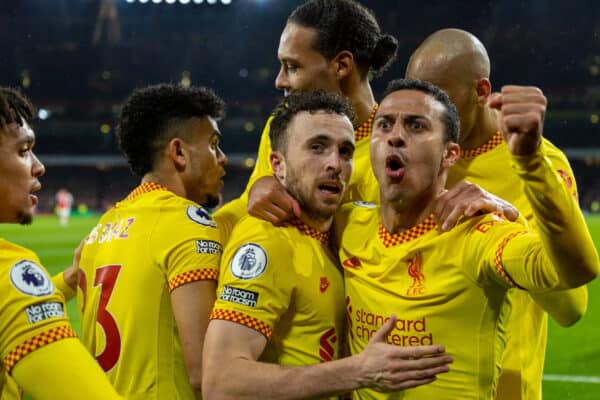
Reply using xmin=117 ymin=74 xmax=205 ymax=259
xmin=314 ymin=203 xmax=338 ymax=219
xmin=17 ymin=210 xmax=33 ymax=225
xmin=202 ymin=194 xmax=221 ymax=209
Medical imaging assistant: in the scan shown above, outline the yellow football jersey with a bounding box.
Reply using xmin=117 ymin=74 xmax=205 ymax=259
xmin=211 ymin=215 xmax=345 ymax=373
xmin=0 ymin=239 xmax=74 ymax=398
xmin=78 ymin=182 xmax=222 ymax=400
xmin=0 ymin=370 xmax=20 ymax=400
xmin=448 ymin=134 xmax=583 ymax=400
xmin=213 ymin=104 xmax=380 ymax=236
xmin=336 ymin=203 xmax=569 ymax=400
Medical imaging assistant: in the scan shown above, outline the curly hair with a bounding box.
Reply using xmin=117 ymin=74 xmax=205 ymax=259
xmin=0 ymin=87 xmax=35 ymax=130
xmin=270 ymin=90 xmax=354 ymax=153
xmin=288 ymin=0 xmax=398 ymax=78
xmin=383 ymin=78 xmax=460 ymax=143
xmin=117 ymin=83 xmax=225 ymax=177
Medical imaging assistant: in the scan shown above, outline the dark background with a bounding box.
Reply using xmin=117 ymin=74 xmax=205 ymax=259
xmin=1 ymin=0 xmax=599 ymax=211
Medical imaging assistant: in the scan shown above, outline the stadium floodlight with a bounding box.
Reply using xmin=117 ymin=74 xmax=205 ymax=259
xmin=125 ymin=0 xmax=135 ymax=3
xmin=165 ymin=0 xmax=176 ymax=4
xmin=38 ymin=109 xmax=50 ymax=120
xmin=179 ymin=0 xmax=191 ymax=4
xmin=152 ymin=0 xmax=162 ymax=3
xmin=139 ymin=0 xmax=150 ymax=3
xmin=221 ymin=0 xmax=232 ymax=4
xmin=193 ymin=0 xmax=204 ymax=3
xmin=207 ymin=0 xmax=217 ymax=4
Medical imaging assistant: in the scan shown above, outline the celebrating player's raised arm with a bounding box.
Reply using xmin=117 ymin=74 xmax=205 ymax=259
xmin=489 ymin=86 xmax=599 ymax=287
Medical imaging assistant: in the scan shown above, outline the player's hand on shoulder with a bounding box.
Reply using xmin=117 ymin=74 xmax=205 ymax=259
xmin=488 ymin=85 xmax=547 ymax=156
xmin=248 ymin=175 xmax=301 ymax=225
xmin=433 ymin=181 xmax=519 ymax=232
xmin=357 ymin=315 xmax=452 ymax=392
xmin=63 ymin=238 xmax=85 ymax=290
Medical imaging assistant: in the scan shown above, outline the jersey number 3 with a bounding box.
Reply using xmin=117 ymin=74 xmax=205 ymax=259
xmin=79 ymin=264 xmax=122 ymax=372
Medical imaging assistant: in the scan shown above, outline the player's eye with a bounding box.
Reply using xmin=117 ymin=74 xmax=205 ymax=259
xmin=375 ymin=119 xmax=392 ymax=130
xmin=19 ymin=145 xmax=31 ymax=156
xmin=339 ymin=145 xmax=354 ymax=160
xmin=311 ymin=143 xmax=324 ymax=153
xmin=407 ymin=120 xmax=426 ymax=132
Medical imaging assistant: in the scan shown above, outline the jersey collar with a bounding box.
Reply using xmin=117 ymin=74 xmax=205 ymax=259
xmin=126 ymin=182 xmax=169 ymax=201
xmin=460 ymin=131 xmax=504 ymax=159
xmin=354 ymin=103 xmax=378 ymax=142
xmin=289 ymin=217 xmax=331 ymax=246
xmin=378 ymin=215 xmax=437 ymax=248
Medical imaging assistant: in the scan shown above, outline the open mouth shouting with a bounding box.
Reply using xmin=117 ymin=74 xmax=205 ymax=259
xmin=385 ymin=154 xmax=406 ymax=179
xmin=317 ymin=180 xmax=343 ymax=200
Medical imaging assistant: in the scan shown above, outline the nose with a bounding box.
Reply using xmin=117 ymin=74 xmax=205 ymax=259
xmin=387 ymin=124 xmax=406 ymax=148
xmin=32 ymin=152 xmax=45 ymax=177
xmin=275 ymin=67 xmax=288 ymax=92
xmin=325 ymin=150 xmax=342 ymax=174
xmin=218 ymin=146 xmax=228 ymax=166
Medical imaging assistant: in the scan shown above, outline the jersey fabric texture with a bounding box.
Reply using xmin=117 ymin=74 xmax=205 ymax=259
xmin=78 ymin=182 xmax=222 ymax=400
xmin=0 ymin=239 xmax=73 ymax=398
xmin=448 ymin=133 xmax=583 ymax=400
xmin=1 ymin=239 xmax=122 ymax=400
xmin=335 ymin=144 xmax=595 ymax=399
xmin=338 ymin=206 xmax=553 ymax=400
xmin=211 ymin=215 xmax=345 ymax=374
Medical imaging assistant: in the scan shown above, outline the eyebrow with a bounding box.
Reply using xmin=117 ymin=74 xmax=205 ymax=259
xmin=16 ymin=132 xmax=35 ymax=145
xmin=404 ymin=114 xmax=430 ymax=124
xmin=308 ymin=134 xmax=355 ymax=150
xmin=279 ymin=56 xmax=300 ymax=65
xmin=343 ymin=140 xmax=355 ymax=152
xmin=374 ymin=113 xmax=395 ymax=122
xmin=374 ymin=113 xmax=430 ymax=123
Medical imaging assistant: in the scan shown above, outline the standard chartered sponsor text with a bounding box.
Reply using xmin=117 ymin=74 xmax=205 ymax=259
xmin=354 ymin=308 xmax=433 ymax=345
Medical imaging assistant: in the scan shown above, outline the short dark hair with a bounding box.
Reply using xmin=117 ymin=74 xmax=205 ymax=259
xmin=383 ymin=78 xmax=460 ymax=143
xmin=270 ymin=90 xmax=354 ymax=153
xmin=0 ymin=87 xmax=35 ymax=130
xmin=288 ymin=0 xmax=398 ymax=78
xmin=117 ymin=83 xmax=225 ymax=177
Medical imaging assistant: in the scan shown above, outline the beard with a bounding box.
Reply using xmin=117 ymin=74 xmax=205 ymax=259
xmin=285 ymin=168 xmax=337 ymax=223
xmin=17 ymin=210 xmax=33 ymax=225
xmin=202 ymin=193 xmax=220 ymax=209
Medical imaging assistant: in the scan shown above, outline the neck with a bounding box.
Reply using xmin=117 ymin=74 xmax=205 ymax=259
xmin=142 ymin=171 xmax=183 ymax=198
xmin=380 ymin=200 xmax=433 ymax=234
xmin=460 ymin=106 xmax=499 ymax=150
xmin=298 ymin=212 xmax=333 ymax=233
xmin=345 ymin=78 xmax=376 ymax=127
xmin=379 ymin=181 xmax=444 ymax=234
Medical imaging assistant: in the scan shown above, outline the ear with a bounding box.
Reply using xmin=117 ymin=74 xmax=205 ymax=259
xmin=476 ymin=78 xmax=492 ymax=106
xmin=167 ymin=137 xmax=187 ymax=171
xmin=270 ymin=151 xmax=286 ymax=183
xmin=332 ymin=50 xmax=354 ymax=81
xmin=441 ymin=142 xmax=460 ymax=169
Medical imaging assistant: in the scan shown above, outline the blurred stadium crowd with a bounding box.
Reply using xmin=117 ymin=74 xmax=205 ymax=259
xmin=1 ymin=0 xmax=599 ymax=212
